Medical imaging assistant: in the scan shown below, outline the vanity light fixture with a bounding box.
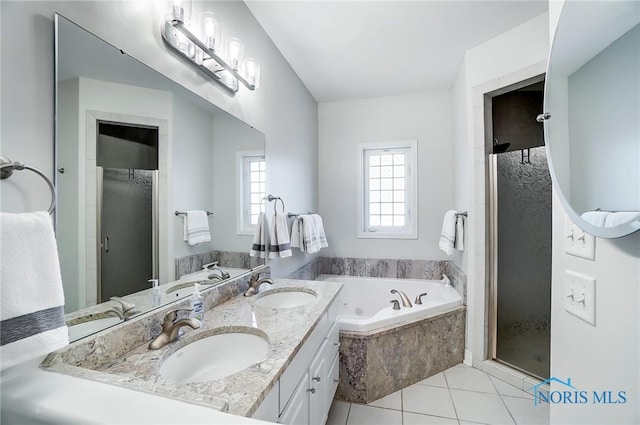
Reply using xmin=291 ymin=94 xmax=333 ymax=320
xmin=161 ymin=0 xmax=260 ymax=93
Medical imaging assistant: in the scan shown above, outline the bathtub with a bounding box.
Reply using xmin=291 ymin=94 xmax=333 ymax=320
xmin=316 ymin=274 xmax=462 ymax=333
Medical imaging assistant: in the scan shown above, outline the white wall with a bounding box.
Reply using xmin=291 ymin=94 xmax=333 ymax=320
xmin=451 ymin=13 xmax=550 ymax=362
xmin=318 ymin=92 xmax=453 ymax=260
xmin=0 ymin=0 xmax=318 ymax=278
xmin=548 ymin=2 xmax=640 ymax=423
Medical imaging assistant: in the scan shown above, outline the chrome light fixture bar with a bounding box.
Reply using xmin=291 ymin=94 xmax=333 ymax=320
xmin=161 ymin=2 xmax=260 ymax=93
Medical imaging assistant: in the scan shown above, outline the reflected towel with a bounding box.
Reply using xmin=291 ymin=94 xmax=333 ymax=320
xmin=580 ymin=211 xmax=610 ymax=227
xmin=605 ymin=212 xmax=640 ymax=228
xmin=183 ymin=210 xmax=211 ymax=246
xmin=454 ymin=214 xmax=465 ymax=251
xmin=1 ymin=212 xmax=69 ymax=369
xmin=269 ymin=213 xmax=292 ymax=259
xmin=439 ymin=210 xmax=458 ymax=255
xmin=250 ymin=212 xmax=269 ymax=258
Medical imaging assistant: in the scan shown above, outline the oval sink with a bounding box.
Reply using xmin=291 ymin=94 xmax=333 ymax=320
xmin=256 ymin=288 xmax=318 ymax=309
xmin=159 ymin=331 xmax=269 ymax=384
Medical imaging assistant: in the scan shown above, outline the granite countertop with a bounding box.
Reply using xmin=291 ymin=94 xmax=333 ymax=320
xmin=45 ymin=278 xmax=342 ymax=418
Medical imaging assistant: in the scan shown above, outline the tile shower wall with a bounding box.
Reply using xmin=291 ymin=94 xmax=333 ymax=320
xmin=175 ymin=250 xmax=265 ymax=280
xmin=286 ymin=257 xmax=467 ymax=304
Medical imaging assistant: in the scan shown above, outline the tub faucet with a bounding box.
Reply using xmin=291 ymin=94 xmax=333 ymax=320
xmin=390 ymin=289 xmax=413 ymax=308
xmin=390 ymin=299 xmax=401 ymax=310
xmin=442 ymin=274 xmax=453 ymax=288
xmin=415 ymin=293 xmax=428 ymax=305
xmin=244 ymin=274 xmax=274 ymax=296
xmin=149 ymin=307 xmax=201 ymax=350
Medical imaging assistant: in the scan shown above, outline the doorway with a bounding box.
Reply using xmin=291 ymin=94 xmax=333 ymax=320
xmin=96 ymin=121 xmax=159 ymax=302
xmin=487 ymin=79 xmax=552 ymax=379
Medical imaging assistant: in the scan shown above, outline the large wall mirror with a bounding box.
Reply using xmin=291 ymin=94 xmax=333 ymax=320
xmin=55 ymin=14 xmax=265 ymax=340
xmin=543 ymin=0 xmax=640 ymax=238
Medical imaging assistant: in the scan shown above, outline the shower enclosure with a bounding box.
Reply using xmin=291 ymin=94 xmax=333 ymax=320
xmin=489 ymin=147 xmax=552 ymax=379
xmin=96 ymin=121 xmax=159 ymax=302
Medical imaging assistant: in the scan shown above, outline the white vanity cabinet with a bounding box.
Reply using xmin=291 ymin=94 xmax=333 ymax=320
xmin=253 ymin=297 xmax=340 ymax=425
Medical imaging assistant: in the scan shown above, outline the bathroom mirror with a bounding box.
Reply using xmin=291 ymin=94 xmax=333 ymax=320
xmin=543 ymin=0 xmax=640 ymax=238
xmin=55 ymin=14 xmax=265 ymax=336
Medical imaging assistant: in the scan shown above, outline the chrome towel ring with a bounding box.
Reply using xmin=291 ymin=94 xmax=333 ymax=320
xmin=0 ymin=155 xmax=56 ymax=214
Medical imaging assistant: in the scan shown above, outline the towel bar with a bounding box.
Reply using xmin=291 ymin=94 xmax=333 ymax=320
xmin=0 ymin=155 xmax=56 ymax=214
xmin=264 ymin=194 xmax=285 ymax=214
xmin=175 ymin=210 xmax=213 ymax=216
xmin=456 ymin=212 xmax=468 ymax=218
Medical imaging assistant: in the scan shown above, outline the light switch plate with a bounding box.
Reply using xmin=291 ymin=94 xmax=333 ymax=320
xmin=564 ymin=215 xmax=595 ymax=260
xmin=565 ymin=270 xmax=596 ymax=326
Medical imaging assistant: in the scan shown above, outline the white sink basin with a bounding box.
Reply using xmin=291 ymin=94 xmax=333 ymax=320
xmin=159 ymin=330 xmax=269 ymax=384
xmin=256 ymin=288 xmax=318 ymax=309
xmin=68 ymin=316 xmax=122 ymax=341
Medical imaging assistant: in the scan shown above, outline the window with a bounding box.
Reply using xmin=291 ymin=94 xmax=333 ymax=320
xmin=237 ymin=151 xmax=266 ymax=234
xmin=358 ymin=140 xmax=417 ymax=238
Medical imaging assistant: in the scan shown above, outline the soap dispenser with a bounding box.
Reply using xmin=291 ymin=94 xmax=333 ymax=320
xmin=149 ymin=278 xmax=161 ymax=306
xmin=190 ymin=283 xmax=204 ymax=321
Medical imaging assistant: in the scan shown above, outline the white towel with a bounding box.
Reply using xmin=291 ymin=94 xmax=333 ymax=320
xmin=580 ymin=211 xmax=610 ymax=227
xmin=1 ymin=212 xmax=69 ymax=369
xmin=604 ymin=212 xmax=640 ymax=228
xmin=301 ymin=214 xmax=328 ymax=254
xmin=312 ymin=214 xmax=328 ymax=249
xmin=250 ymin=212 xmax=269 ymax=258
xmin=439 ymin=210 xmax=458 ymax=255
xmin=183 ymin=210 xmax=211 ymax=246
xmin=454 ymin=215 xmax=465 ymax=251
xmin=269 ymin=213 xmax=292 ymax=259
xmin=291 ymin=218 xmax=305 ymax=252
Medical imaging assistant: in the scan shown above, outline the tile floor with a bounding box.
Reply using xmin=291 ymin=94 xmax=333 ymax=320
xmin=327 ymin=363 xmax=549 ymax=425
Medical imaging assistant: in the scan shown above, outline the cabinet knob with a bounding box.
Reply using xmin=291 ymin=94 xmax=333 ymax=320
xmin=312 ymin=376 xmax=321 ymax=382
xmin=333 ymin=342 xmax=340 ymax=347
xmin=333 ymin=379 xmax=339 ymax=383
xmin=307 ymin=388 xmax=316 ymax=394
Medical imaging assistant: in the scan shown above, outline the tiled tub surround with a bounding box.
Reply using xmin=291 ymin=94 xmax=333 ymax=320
xmin=337 ymin=306 xmax=466 ymax=404
xmin=287 ymin=257 xmax=467 ymax=304
xmin=44 ymin=273 xmax=343 ymax=417
xmin=175 ymin=250 xmax=265 ymax=280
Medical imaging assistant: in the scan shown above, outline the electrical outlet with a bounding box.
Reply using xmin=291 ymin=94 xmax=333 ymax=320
xmin=565 ymin=270 xmax=596 ymax=326
xmin=564 ymin=215 xmax=595 ymax=260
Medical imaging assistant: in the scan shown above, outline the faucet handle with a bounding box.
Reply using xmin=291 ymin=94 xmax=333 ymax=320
xmin=110 ymin=296 xmax=138 ymax=315
xmin=163 ymin=307 xmax=194 ymax=323
xmin=390 ymin=299 xmax=400 ymax=310
xmin=202 ymin=261 xmax=219 ymax=270
xmin=415 ymin=293 xmax=428 ymax=305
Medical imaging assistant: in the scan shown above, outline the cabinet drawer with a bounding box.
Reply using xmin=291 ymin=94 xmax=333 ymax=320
xmin=326 ymin=321 xmax=340 ymax=360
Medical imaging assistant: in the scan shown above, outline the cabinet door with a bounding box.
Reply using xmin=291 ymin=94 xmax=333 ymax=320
xmin=326 ymin=352 xmax=339 ymax=409
xmin=279 ymin=372 xmax=310 ymax=425
xmin=309 ymin=340 xmax=328 ymax=425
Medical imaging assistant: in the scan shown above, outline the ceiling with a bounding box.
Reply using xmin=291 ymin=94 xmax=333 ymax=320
xmin=246 ymin=1 xmax=548 ymax=102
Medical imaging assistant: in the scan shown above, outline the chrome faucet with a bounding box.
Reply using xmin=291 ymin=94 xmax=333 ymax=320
xmin=390 ymin=289 xmax=413 ymax=308
xmin=202 ymin=262 xmax=231 ymax=279
xmin=244 ymin=273 xmax=275 ymax=297
xmin=148 ymin=307 xmax=201 ymax=350
xmin=108 ymin=296 xmax=138 ymax=320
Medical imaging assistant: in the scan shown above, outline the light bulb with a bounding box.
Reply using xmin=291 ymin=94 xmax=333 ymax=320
xmin=243 ymin=58 xmax=261 ymax=88
xmin=225 ymin=37 xmax=244 ymax=71
xmin=200 ymin=12 xmax=221 ymax=51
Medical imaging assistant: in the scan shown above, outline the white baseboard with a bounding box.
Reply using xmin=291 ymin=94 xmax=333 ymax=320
xmin=463 ymin=349 xmax=473 ymax=366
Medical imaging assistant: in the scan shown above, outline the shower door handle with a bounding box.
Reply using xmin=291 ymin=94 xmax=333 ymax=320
xmin=103 ymin=237 xmax=110 ymax=253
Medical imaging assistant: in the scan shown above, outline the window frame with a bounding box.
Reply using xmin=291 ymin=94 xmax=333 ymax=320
xmin=357 ymin=139 xmax=418 ymax=239
xmin=236 ymin=150 xmax=266 ymax=235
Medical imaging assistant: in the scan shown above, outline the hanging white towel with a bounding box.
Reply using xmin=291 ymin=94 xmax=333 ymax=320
xmin=580 ymin=211 xmax=610 ymax=227
xmin=269 ymin=213 xmax=292 ymax=259
xmin=183 ymin=210 xmax=211 ymax=246
xmin=250 ymin=212 xmax=269 ymax=258
xmin=291 ymin=218 xmax=305 ymax=252
xmin=454 ymin=214 xmax=465 ymax=251
xmin=439 ymin=210 xmax=458 ymax=255
xmin=1 ymin=211 xmax=69 ymax=369
xmin=312 ymin=214 xmax=328 ymax=249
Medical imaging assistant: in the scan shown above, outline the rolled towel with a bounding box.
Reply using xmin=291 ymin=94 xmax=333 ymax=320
xmin=1 ymin=212 xmax=69 ymax=369
xmin=439 ymin=210 xmax=458 ymax=255
xmin=580 ymin=211 xmax=610 ymax=227
xmin=250 ymin=212 xmax=269 ymax=258
xmin=269 ymin=212 xmax=292 ymax=259
xmin=604 ymin=212 xmax=640 ymax=228
xmin=183 ymin=210 xmax=211 ymax=246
